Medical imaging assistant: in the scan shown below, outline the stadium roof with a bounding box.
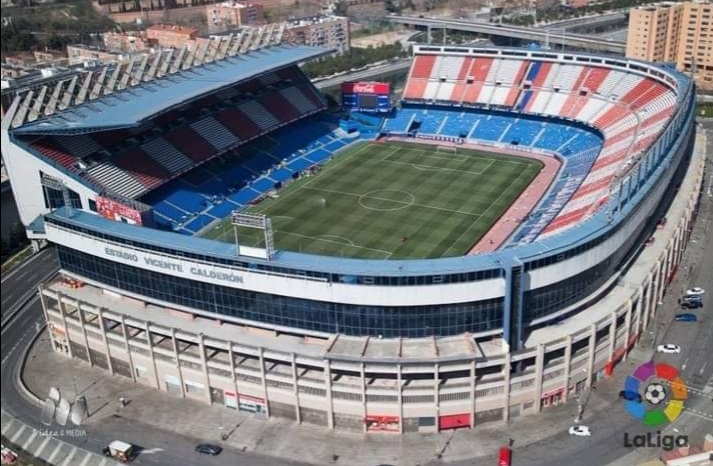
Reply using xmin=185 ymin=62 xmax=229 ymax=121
xmin=11 ymin=45 xmax=329 ymax=136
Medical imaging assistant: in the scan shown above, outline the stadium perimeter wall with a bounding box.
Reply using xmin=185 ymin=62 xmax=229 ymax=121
xmin=38 ymin=126 xmax=705 ymax=432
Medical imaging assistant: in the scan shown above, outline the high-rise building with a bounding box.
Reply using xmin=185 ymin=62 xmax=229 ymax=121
xmin=626 ymin=1 xmax=712 ymax=91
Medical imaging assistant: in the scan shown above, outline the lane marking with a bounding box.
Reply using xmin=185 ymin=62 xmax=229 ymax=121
xmin=1 ymin=417 xmax=15 ymax=435
xmin=35 ymin=435 xmax=52 ymax=457
xmin=22 ymin=429 xmax=38 ymax=450
xmin=60 ymin=447 xmax=77 ymax=466
xmin=10 ymin=424 xmax=26 ymax=443
xmin=47 ymin=442 xmax=63 ymax=463
xmin=78 ymin=451 xmax=93 ymax=466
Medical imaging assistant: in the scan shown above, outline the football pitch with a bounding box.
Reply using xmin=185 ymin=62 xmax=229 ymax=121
xmin=204 ymin=141 xmax=542 ymax=259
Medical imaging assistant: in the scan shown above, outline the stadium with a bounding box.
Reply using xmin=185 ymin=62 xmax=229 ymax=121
xmin=1 ymin=39 xmax=703 ymax=433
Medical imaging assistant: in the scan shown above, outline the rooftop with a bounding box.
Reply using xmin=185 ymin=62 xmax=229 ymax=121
xmin=9 ymin=45 xmax=330 ymax=135
xmin=146 ymin=24 xmax=199 ymax=36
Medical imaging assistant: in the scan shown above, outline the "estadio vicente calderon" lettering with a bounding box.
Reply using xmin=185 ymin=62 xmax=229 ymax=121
xmin=104 ymin=247 xmax=243 ymax=284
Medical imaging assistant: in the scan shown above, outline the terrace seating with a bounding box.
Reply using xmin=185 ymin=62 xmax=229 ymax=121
xmin=190 ymin=116 xmax=240 ymax=151
xmin=56 ymin=135 xmax=102 ymax=158
xmin=86 ymin=162 xmax=147 ymax=198
xmin=140 ymin=138 xmax=194 ymax=175
xmin=241 ymin=100 xmax=281 ymax=131
xmin=280 ymin=86 xmax=318 ymax=115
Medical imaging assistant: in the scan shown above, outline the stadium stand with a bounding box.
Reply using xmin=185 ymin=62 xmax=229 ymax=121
xmin=388 ymin=50 xmax=680 ymax=241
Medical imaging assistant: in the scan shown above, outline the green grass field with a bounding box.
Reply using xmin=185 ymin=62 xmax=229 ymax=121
xmin=203 ymin=141 xmax=542 ymax=259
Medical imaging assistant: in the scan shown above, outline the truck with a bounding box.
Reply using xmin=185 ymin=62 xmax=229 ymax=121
xmin=102 ymin=440 xmax=135 ymax=463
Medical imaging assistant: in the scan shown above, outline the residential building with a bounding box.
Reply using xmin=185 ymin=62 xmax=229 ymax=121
xmin=627 ymin=1 xmax=713 ymax=91
xmin=207 ymin=1 xmax=265 ymax=33
xmin=284 ymin=15 xmax=349 ymax=54
xmin=146 ymin=24 xmax=199 ymax=49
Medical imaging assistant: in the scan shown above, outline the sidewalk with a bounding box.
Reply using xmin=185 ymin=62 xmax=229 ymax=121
xmin=22 ymin=329 xmax=654 ymax=466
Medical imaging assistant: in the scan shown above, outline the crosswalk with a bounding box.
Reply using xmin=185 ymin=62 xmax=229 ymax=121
xmin=1 ymin=410 xmax=115 ymax=466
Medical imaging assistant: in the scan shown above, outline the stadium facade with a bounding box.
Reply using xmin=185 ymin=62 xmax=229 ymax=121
xmin=2 ymin=44 xmax=703 ymax=433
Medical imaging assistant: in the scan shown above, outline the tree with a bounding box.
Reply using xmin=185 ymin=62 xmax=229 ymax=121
xmin=8 ymin=222 xmax=28 ymax=251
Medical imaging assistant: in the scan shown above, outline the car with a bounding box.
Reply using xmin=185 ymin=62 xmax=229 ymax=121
xmin=618 ymin=390 xmax=643 ymax=402
xmin=657 ymin=344 xmax=681 ymax=354
xmin=674 ymin=313 xmax=698 ymax=322
xmin=681 ymin=300 xmax=703 ymax=309
xmin=569 ymin=425 xmax=592 ymax=437
xmin=195 ymin=444 xmax=222 ymax=456
xmin=682 ymin=294 xmax=702 ymax=303
xmin=685 ymin=287 xmax=705 ymax=296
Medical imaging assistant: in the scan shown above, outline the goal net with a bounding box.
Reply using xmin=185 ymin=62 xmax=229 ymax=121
xmin=436 ymin=145 xmax=458 ymax=155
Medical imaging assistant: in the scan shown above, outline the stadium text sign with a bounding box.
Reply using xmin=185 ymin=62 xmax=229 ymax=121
xmin=104 ymin=246 xmax=244 ymax=284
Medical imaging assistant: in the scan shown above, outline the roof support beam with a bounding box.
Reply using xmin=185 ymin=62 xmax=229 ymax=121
xmin=11 ymin=91 xmax=34 ymax=128
xmin=44 ymin=81 xmax=64 ymax=116
xmin=28 ymin=86 xmax=47 ymax=122
xmin=59 ymin=76 xmax=78 ymax=110
xmin=76 ymin=71 xmax=93 ymax=104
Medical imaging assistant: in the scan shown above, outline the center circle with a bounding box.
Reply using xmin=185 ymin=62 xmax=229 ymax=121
xmin=358 ymin=189 xmax=415 ymax=212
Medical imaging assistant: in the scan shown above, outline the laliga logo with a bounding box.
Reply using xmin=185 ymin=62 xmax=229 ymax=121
xmin=622 ymin=360 xmax=688 ymax=425
xmin=621 ymin=361 xmax=689 ymax=451
xmin=353 ymin=83 xmax=376 ymax=94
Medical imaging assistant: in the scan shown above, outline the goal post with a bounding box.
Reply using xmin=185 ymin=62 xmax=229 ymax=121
xmin=436 ymin=145 xmax=458 ymax=155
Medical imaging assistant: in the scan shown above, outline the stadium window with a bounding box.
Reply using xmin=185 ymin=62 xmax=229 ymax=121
xmin=88 ymin=199 xmax=97 ymax=212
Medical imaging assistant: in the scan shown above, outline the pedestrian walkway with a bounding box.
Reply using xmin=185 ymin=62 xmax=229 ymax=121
xmin=1 ymin=409 xmax=117 ymax=466
xmin=21 ymin=328 xmax=657 ymax=466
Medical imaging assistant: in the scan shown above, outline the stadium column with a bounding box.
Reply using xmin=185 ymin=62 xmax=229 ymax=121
xmin=143 ymin=321 xmax=161 ymax=390
xmin=197 ymin=334 xmax=212 ymax=404
xmin=469 ymin=360 xmax=476 ymax=428
xmin=228 ymin=344 xmax=240 ymax=412
xmin=634 ymin=287 xmax=644 ymax=338
xmin=398 ymin=364 xmax=404 ymax=434
xmin=433 ymin=363 xmax=440 ymax=428
xmin=502 ymin=352 xmax=511 ymax=422
xmin=360 ymin=363 xmax=368 ymax=433
xmin=57 ymin=293 xmax=74 ymax=359
xmin=502 ymin=260 xmax=525 ymax=352
xmin=170 ymin=327 xmax=187 ymax=398
xmin=642 ymin=272 xmax=654 ymax=332
xmin=623 ymin=300 xmax=632 ymax=363
xmin=533 ymin=344 xmax=544 ymax=414
xmin=607 ymin=312 xmax=617 ymax=363
xmin=290 ymin=353 xmax=302 ymax=424
xmin=119 ymin=315 xmax=136 ymax=383
xmin=324 ymin=359 xmax=335 ymax=429
xmin=562 ymin=335 xmax=572 ymax=403
xmin=258 ymin=348 xmax=271 ymax=418
xmin=97 ymin=308 xmax=114 ymax=376
xmin=585 ymin=324 xmax=596 ymax=389
xmin=77 ymin=303 xmax=94 ymax=367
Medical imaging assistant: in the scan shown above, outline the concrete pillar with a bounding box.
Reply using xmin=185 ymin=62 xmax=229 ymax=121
xmin=635 ymin=286 xmax=644 ymax=335
xmin=397 ymin=364 xmax=403 ymax=434
xmin=258 ymin=347 xmax=271 ymax=418
xmin=120 ymin=315 xmax=136 ymax=383
xmin=502 ymin=353 xmax=511 ymax=422
xmin=323 ymin=359 xmax=334 ymax=429
xmin=360 ymin=363 xmax=367 ymax=433
xmin=77 ymin=304 xmax=93 ymax=367
xmin=228 ymin=343 xmax=239 ymax=407
xmin=97 ymin=308 xmax=114 ymax=376
xmin=534 ymin=344 xmax=544 ymax=414
xmin=586 ymin=324 xmax=596 ymax=388
xmin=57 ymin=293 xmax=73 ymax=359
xmin=143 ymin=321 xmax=161 ymax=390
xmin=434 ymin=363 xmax=440 ymax=423
xmin=469 ymin=360 xmax=476 ymax=428
xmin=608 ymin=312 xmax=617 ymax=361
xmin=170 ymin=328 xmax=186 ymax=398
xmin=623 ymin=300 xmax=632 ymax=363
xmin=291 ymin=353 xmax=301 ymax=424
xmin=197 ymin=334 xmax=212 ymax=404
xmin=562 ymin=335 xmax=572 ymax=402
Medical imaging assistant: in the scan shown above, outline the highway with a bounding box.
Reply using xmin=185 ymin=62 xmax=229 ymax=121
xmin=385 ymin=15 xmax=626 ymax=54
xmin=315 ymin=59 xmax=411 ymax=90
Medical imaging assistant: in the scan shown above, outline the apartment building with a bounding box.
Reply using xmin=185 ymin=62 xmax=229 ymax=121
xmin=207 ymin=1 xmax=265 ymax=33
xmin=627 ymin=1 xmax=712 ymax=91
xmin=284 ymin=15 xmax=350 ymax=54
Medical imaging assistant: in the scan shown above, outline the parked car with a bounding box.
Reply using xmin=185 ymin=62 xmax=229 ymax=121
xmin=569 ymin=425 xmax=592 ymax=437
xmin=195 ymin=444 xmax=223 ymax=456
xmin=682 ymin=294 xmax=703 ymax=302
xmin=674 ymin=313 xmax=698 ymax=322
xmin=657 ymin=344 xmax=681 ymax=354
xmin=618 ymin=390 xmax=643 ymax=402
xmin=685 ymin=287 xmax=705 ymax=296
xmin=681 ymin=300 xmax=703 ymax=309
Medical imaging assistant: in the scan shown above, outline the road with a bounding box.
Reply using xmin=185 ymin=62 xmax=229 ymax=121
xmin=0 ymin=251 xmax=317 ymax=466
xmin=315 ymin=59 xmax=411 ymax=90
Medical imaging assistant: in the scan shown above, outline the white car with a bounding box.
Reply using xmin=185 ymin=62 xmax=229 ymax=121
xmin=569 ymin=425 xmax=592 ymax=437
xmin=657 ymin=344 xmax=681 ymax=354
xmin=685 ymin=287 xmax=705 ymax=296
